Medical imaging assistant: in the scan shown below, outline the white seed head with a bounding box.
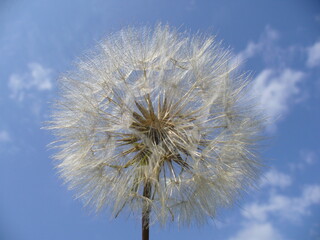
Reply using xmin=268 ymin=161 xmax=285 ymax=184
xmin=47 ymin=24 xmax=263 ymax=226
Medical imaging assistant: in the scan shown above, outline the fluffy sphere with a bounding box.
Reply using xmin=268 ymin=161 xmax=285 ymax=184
xmin=48 ymin=24 xmax=262 ymax=226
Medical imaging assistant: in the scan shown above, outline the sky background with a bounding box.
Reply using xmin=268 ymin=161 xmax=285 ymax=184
xmin=1 ymin=0 xmax=320 ymax=239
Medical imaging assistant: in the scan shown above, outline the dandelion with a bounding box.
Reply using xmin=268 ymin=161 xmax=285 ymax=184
xmin=47 ymin=24 xmax=263 ymax=240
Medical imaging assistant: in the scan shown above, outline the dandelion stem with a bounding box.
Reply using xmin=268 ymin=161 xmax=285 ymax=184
xmin=142 ymin=181 xmax=151 ymax=240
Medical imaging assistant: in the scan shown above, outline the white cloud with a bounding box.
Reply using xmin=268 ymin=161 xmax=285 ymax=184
xmin=242 ymin=185 xmax=320 ymax=222
xmin=229 ymin=184 xmax=320 ymax=240
xmin=236 ymin=25 xmax=302 ymax=69
xmin=237 ymin=26 xmax=279 ymax=62
xmin=253 ymin=68 xmax=304 ymax=131
xmin=260 ymin=169 xmax=291 ymax=189
xmin=306 ymin=41 xmax=320 ymax=68
xmin=290 ymin=150 xmax=317 ymax=171
xmin=301 ymin=149 xmax=317 ymax=165
xmin=303 ymin=151 xmax=317 ymax=164
xmin=236 ymin=26 xmax=306 ymax=131
xmin=0 ymin=130 xmax=10 ymax=142
xmin=8 ymin=62 xmax=52 ymax=101
xmin=229 ymin=222 xmax=283 ymax=240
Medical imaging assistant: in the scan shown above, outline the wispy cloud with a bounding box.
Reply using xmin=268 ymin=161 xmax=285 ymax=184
xmin=237 ymin=26 xmax=279 ymax=64
xmin=235 ymin=25 xmax=302 ymax=70
xmin=229 ymin=184 xmax=320 ymax=240
xmin=301 ymin=150 xmax=317 ymax=165
xmin=290 ymin=150 xmax=318 ymax=171
xmin=242 ymin=185 xmax=320 ymax=222
xmin=236 ymin=26 xmax=306 ymax=132
xmin=228 ymin=222 xmax=283 ymax=240
xmin=8 ymin=62 xmax=53 ymax=101
xmin=253 ymin=68 xmax=304 ymax=131
xmin=0 ymin=130 xmax=11 ymax=142
xmin=260 ymin=169 xmax=292 ymax=189
xmin=306 ymin=40 xmax=320 ymax=68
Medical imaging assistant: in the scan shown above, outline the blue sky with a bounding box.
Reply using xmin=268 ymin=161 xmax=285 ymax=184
xmin=0 ymin=0 xmax=320 ymax=239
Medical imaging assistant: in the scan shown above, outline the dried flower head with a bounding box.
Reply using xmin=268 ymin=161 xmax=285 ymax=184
xmin=48 ymin=24 xmax=262 ymax=227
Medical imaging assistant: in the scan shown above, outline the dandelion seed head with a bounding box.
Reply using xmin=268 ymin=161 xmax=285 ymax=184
xmin=47 ymin=24 xmax=263 ymax=226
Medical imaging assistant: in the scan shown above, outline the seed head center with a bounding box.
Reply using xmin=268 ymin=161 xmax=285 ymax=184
xmin=130 ymin=94 xmax=172 ymax=145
